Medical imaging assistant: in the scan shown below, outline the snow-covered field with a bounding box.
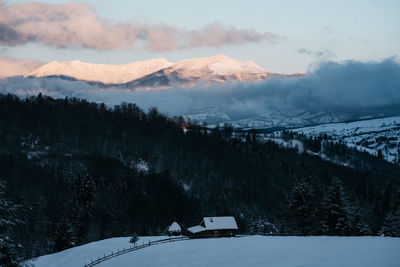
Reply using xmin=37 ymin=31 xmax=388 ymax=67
xmin=28 ymin=235 xmax=400 ymax=267
xmin=291 ymin=116 xmax=400 ymax=163
xmin=27 ymin=236 xmax=164 ymax=267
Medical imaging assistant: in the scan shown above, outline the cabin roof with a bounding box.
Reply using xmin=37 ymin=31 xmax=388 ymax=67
xmin=187 ymin=225 xmax=206 ymax=233
xmin=203 ymin=216 xmax=238 ymax=230
xmin=168 ymin=222 xmax=181 ymax=232
xmin=187 ymin=216 xmax=238 ymax=234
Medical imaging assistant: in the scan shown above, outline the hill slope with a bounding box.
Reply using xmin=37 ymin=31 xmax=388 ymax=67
xmin=1 ymin=94 xmax=399 ymax=259
xmin=290 ymin=116 xmax=400 ymax=163
xmin=29 ymin=236 xmax=400 ymax=267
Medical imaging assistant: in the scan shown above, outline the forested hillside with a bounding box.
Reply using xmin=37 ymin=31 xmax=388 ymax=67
xmin=0 ymin=93 xmax=399 ymax=260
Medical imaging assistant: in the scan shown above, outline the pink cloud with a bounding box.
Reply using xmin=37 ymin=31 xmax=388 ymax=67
xmin=0 ymin=56 xmax=44 ymax=78
xmin=0 ymin=1 xmax=278 ymax=51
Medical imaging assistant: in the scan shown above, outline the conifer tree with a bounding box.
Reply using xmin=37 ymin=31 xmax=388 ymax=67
xmin=379 ymin=209 xmax=400 ymax=237
xmin=288 ymin=180 xmax=315 ymax=235
xmin=72 ymin=175 xmax=95 ymax=244
xmin=0 ymin=181 xmax=21 ymax=267
xmin=321 ymin=178 xmax=351 ymax=235
xmin=351 ymin=203 xmax=371 ymax=236
xmin=379 ymin=188 xmax=400 ymax=237
xmin=53 ymin=218 xmax=76 ymax=252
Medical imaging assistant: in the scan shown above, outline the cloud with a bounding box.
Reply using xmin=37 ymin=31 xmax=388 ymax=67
xmin=1 ymin=58 xmax=400 ymax=123
xmin=0 ymin=56 xmax=44 ymax=78
xmin=297 ymin=48 xmax=335 ymax=59
xmin=0 ymin=1 xmax=278 ymax=51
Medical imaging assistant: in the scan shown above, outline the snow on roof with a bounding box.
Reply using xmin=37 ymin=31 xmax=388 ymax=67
xmin=203 ymin=217 xmax=238 ymax=230
xmin=187 ymin=216 xmax=238 ymax=233
xmin=187 ymin=225 xmax=206 ymax=234
xmin=168 ymin=222 xmax=181 ymax=232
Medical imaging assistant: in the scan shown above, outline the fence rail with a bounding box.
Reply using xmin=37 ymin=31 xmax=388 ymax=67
xmin=83 ymin=236 xmax=189 ymax=267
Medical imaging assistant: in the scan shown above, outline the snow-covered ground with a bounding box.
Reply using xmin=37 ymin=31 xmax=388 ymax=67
xmin=290 ymin=116 xmax=400 ymax=163
xmin=28 ymin=235 xmax=400 ymax=267
xmin=26 ymin=236 xmax=164 ymax=267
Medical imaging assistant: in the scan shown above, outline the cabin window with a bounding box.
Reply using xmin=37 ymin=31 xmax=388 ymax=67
xmin=200 ymin=221 xmax=205 ymax=227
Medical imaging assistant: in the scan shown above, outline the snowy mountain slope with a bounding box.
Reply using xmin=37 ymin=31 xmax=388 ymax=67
xmin=187 ymin=106 xmax=400 ymax=130
xmin=125 ymin=55 xmax=272 ymax=89
xmin=25 ymin=58 xmax=174 ymax=84
xmin=24 ymin=55 xmax=287 ymax=88
xmin=28 ymin=236 xmax=400 ymax=267
xmin=167 ymin=54 xmax=270 ymax=82
xmin=290 ymin=116 xmax=400 ymax=163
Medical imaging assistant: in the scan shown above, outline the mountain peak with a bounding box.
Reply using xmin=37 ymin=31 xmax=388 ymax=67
xmin=25 ymin=58 xmax=174 ymax=84
xmin=24 ymin=55 xmax=297 ymax=87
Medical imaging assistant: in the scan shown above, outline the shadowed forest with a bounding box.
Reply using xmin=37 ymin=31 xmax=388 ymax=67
xmin=0 ymin=93 xmax=399 ymax=261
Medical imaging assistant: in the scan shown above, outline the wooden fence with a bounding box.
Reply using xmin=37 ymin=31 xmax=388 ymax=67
xmin=83 ymin=236 xmax=189 ymax=267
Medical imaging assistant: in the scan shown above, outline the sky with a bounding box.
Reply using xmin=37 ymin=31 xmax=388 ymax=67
xmin=1 ymin=0 xmax=399 ymax=74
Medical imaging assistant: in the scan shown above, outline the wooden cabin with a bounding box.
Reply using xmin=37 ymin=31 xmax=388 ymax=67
xmin=187 ymin=216 xmax=238 ymax=238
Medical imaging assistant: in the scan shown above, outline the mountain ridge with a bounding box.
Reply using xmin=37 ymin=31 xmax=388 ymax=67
xmin=25 ymin=55 xmax=303 ymax=88
xmin=25 ymin=58 xmax=174 ymax=84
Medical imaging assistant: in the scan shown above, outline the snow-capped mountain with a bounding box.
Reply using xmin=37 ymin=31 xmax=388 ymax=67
xmin=25 ymin=55 xmax=296 ymax=88
xmin=25 ymin=58 xmax=174 ymax=84
xmin=163 ymin=54 xmax=270 ymax=83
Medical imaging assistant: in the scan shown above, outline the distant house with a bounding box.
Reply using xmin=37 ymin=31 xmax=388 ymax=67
xmin=168 ymin=222 xmax=182 ymax=236
xmin=187 ymin=216 xmax=238 ymax=238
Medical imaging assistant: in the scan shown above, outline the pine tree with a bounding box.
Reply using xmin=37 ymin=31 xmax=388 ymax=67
xmin=379 ymin=209 xmax=400 ymax=237
xmin=0 ymin=181 xmax=21 ymax=267
xmin=351 ymin=207 xmax=371 ymax=236
xmin=321 ymin=178 xmax=351 ymax=236
xmin=288 ymin=180 xmax=315 ymax=235
xmin=247 ymin=217 xmax=279 ymax=235
xmin=379 ymin=188 xmax=400 ymax=237
xmin=372 ymin=183 xmax=395 ymax=234
xmin=53 ymin=218 xmax=76 ymax=252
xmin=71 ymin=175 xmax=95 ymax=244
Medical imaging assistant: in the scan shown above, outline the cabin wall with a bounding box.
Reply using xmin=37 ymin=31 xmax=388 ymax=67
xmin=188 ymin=229 xmax=237 ymax=238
